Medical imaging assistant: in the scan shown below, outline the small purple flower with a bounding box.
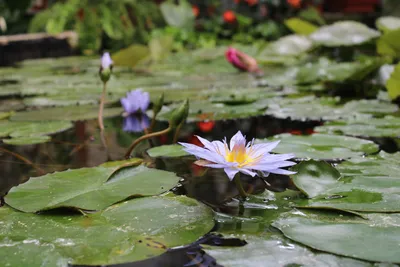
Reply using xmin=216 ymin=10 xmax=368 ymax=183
xmin=123 ymin=114 xmax=150 ymax=133
xmin=121 ymin=89 xmax=150 ymax=115
xmin=101 ymin=52 xmax=113 ymax=69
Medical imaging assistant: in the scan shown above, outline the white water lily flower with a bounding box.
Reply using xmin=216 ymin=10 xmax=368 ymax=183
xmin=101 ymin=52 xmax=113 ymax=69
xmin=179 ymin=131 xmax=296 ymax=181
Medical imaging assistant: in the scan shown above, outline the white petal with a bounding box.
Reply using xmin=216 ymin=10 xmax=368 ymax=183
xmin=224 ymin=168 xmax=239 ymax=181
xmin=196 ymin=136 xmax=215 ymax=151
xmin=179 ymin=142 xmax=224 ymax=163
xmin=229 ymin=131 xmax=245 ymax=150
xmin=248 ymin=141 xmax=280 ymax=157
xmin=268 ymin=169 xmax=297 ymax=175
xmin=250 ymin=161 xmax=296 ymax=171
xmin=257 ymin=153 xmax=296 ymax=164
xmin=204 ymin=162 xmax=236 ymax=169
xmin=211 ymin=141 xmax=227 ymax=156
xmin=239 ymin=168 xmax=257 ymax=177
xmin=101 ymin=52 xmax=113 ymax=69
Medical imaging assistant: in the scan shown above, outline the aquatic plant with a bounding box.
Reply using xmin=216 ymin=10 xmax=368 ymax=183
xmin=121 ymin=89 xmax=150 ymax=116
xmin=225 ymin=47 xmax=260 ymax=73
xmin=98 ymin=52 xmax=113 ymax=131
xmin=180 ymin=131 xmax=296 ymax=197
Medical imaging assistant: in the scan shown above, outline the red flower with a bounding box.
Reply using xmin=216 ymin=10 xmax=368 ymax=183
xmin=197 ymin=121 xmax=215 ymax=133
xmin=287 ymin=0 xmax=301 ymax=8
xmin=192 ymin=5 xmax=200 ymax=17
xmin=225 ymin=47 xmax=261 ymax=73
xmin=246 ymin=0 xmax=258 ymax=6
xmin=223 ymin=10 xmax=236 ymax=23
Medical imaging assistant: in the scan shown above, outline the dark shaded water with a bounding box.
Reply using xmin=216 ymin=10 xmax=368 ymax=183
xmin=0 ymin=114 xmax=397 ymax=267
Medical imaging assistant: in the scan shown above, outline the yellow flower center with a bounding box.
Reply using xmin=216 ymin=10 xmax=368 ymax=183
xmin=224 ymin=143 xmax=254 ymax=167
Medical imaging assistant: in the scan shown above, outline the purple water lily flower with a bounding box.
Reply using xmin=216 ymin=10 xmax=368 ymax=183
xmin=123 ymin=114 xmax=150 ymax=133
xmin=121 ymin=89 xmax=150 ymax=115
xmin=101 ymin=52 xmax=113 ymax=69
xmin=179 ymin=131 xmax=296 ymax=181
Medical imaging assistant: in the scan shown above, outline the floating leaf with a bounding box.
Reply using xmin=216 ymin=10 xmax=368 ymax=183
xmin=3 ymin=136 xmax=51 ymax=145
xmin=147 ymin=144 xmax=190 ymax=158
xmin=11 ymin=105 xmax=122 ymax=122
xmin=291 ymin=160 xmax=340 ymax=198
xmin=310 ymin=21 xmax=380 ymax=47
xmin=261 ymin=133 xmax=379 ymax=161
xmin=273 ymin=210 xmax=400 ymax=263
xmin=0 ymin=195 xmax=214 ymax=266
xmin=160 ymin=0 xmax=194 ymax=29
xmin=205 ymin=233 xmax=373 ymax=267
xmin=377 ymin=28 xmax=400 ymax=57
xmin=376 ymin=16 xmax=400 ymax=33
xmin=258 ymin=34 xmax=313 ymax=57
xmin=5 ymin=159 xmax=183 ymax=212
xmin=386 ymin=62 xmax=400 ymax=100
xmin=112 ymin=44 xmax=150 ymax=67
xmin=284 ymin=18 xmax=318 ymax=35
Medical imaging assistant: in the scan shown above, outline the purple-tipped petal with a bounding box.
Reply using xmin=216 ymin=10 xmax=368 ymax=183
xmin=229 ymin=131 xmax=245 ymax=150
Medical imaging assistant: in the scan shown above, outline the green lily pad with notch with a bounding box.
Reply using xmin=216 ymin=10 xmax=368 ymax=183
xmin=23 ymin=94 xmax=99 ymax=107
xmin=3 ymin=136 xmax=51 ymax=145
xmin=292 ymin=159 xmax=400 ymax=212
xmin=0 ymin=195 xmax=214 ymax=266
xmin=315 ymin=115 xmax=400 ymax=138
xmin=273 ymin=210 xmax=400 ymax=263
xmin=10 ymin=105 xmax=122 ymax=122
xmin=262 ymin=133 xmax=379 ymax=161
xmin=147 ymin=144 xmax=190 ymax=158
xmin=5 ymin=159 xmax=182 ymax=212
xmin=310 ymin=21 xmax=380 ymax=47
xmin=204 ymin=232 xmax=376 ymax=267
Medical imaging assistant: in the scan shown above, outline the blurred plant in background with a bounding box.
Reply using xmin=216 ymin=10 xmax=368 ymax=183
xmin=29 ymin=0 xmax=164 ymax=54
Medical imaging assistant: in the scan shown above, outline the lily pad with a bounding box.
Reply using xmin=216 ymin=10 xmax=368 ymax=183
xmin=315 ymin=115 xmax=400 ymax=138
xmin=262 ymin=133 xmax=379 ymax=160
xmin=376 ymin=16 xmax=400 ymax=33
xmin=5 ymin=159 xmax=182 ymax=212
xmin=3 ymin=136 xmax=51 ymax=145
xmin=310 ymin=21 xmax=380 ymax=47
xmin=291 ymin=160 xmax=341 ymax=198
xmin=273 ymin=210 xmax=400 ymax=263
xmin=284 ymin=18 xmax=318 ymax=35
xmin=10 ymin=105 xmax=122 ymax=122
xmin=147 ymin=144 xmax=190 ymax=158
xmin=204 ymin=233 xmax=374 ymax=267
xmin=258 ymin=34 xmax=313 ymax=58
xmin=0 ymin=195 xmax=214 ymax=266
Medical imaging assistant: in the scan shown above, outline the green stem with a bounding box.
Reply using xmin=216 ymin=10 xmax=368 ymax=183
xmin=233 ymin=173 xmax=248 ymax=200
xmin=172 ymin=121 xmax=183 ymax=143
xmin=98 ymin=82 xmax=107 ymax=130
xmin=125 ymin=125 xmax=172 ymax=159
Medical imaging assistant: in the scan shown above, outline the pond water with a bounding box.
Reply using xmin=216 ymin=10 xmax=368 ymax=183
xmin=1 ymin=50 xmax=400 ymax=267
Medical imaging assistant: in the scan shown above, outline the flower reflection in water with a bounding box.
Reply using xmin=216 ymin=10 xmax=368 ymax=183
xmin=123 ymin=114 xmax=150 ymax=133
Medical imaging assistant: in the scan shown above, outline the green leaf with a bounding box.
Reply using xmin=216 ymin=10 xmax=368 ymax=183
xmin=377 ymin=28 xmax=400 ymax=57
xmin=0 ymin=195 xmax=214 ymax=266
xmin=284 ymin=18 xmax=318 ymax=35
xmin=160 ymin=0 xmax=195 ymax=29
xmin=291 ymin=160 xmax=341 ymax=198
xmin=10 ymin=105 xmax=122 ymax=122
xmin=3 ymin=136 xmax=51 ymax=145
xmin=310 ymin=21 xmax=380 ymax=47
xmin=376 ymin=16 xmax=400 ymax=33
xmin=262 ymin=133 xmax=379 ymax=161
xmin=273 ymin=210 xmax=400 ymax=263
xmin=5 ymin=159 xmax=182 ymax=212
xmin=258 ymin=34 xmax=313 ymax=57
xmin=147 ymin=144 xmax=189 ymax=158
xmin=386 ymin=62 xmax=400 ymax=100
xmin=112 ymin=44 xmax=150 ymax=67
xmin=204 ymin=233 xmax=373 ymax=267
xmin=315 ymin=115 xmax=400 ymax=138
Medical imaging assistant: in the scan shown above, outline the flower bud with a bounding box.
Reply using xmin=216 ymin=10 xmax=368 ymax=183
xmin=153 ymin=92 xmax=164 ymax=116
xmin=169 ymin=99 xmax=189 ymax=128
xmin=99 ymin=52 xmax=113 ymax=83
